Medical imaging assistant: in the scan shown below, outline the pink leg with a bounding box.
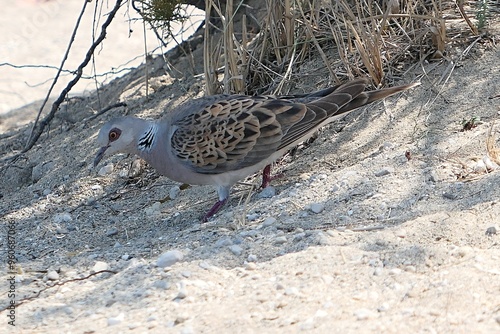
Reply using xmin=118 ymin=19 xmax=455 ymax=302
xmin=201 ymin=198 xmax=228 ymax=222
xmin=260 ymin=164 xmax=283 ymax=189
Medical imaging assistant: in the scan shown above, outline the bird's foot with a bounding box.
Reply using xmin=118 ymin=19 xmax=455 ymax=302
xmin=201 ymin=198 xmax=228 ymax=223
xmin=260 ymin=165 xmax=284 ymax=189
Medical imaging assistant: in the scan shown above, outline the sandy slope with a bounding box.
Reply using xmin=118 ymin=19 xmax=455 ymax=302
xmin=0 ymin=4 xmax=499 ymax=334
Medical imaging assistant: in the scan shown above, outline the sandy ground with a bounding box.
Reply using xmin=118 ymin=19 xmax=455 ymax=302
xmin=1 ymin=2 xmax=500 ymax=334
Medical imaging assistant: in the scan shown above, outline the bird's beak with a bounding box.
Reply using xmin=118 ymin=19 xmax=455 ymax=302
xmin=94 ymin=145 xmax=109 ymax=167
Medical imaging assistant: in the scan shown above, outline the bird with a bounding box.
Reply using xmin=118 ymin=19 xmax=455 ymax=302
xmin=94 ymin=78 xmax=419 ymax=221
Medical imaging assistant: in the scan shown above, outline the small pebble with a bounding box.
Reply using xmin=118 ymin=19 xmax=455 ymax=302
xmin=229 ymin=245 xmax=243 ymax=256
xmin=284 ymin=287 xmax=299 ymax=296
xmin=169 ymin=186 xmax=180 ymax=200
xmin=474 ymin=159 xmax=487 ymax=173
xmin=56 ymin=226 xmax=69 ymax=234
xmin=153 ymin=280 xmax=170 ymax=290
xmin=175 ymin=314 xmax=189 ymax=325
xmin=121 ymin=254 xmax=130 ymax=261
xmin=428 ymin=170 xmax=440 ymax=183
xmin=299 ymin=318 xmax=315 ymax=330
xmin=405 ymin=265 xmax=417 ymax=273
xmin=443 ymin=192 xmax=458 ymax=200
xmin=53 ymin=212 xmax=72 ymax=224
xmin=145 ymin=202 xmax=161 ymax=216
xmin=215 ymin=237 xmax=233 ymax=247
xmin=32 ymin=161 xmax=55 ymax=183
xmin=129 ymin=159 xmax=142 ymax=177
xmin=483 ymin=156 xmax=497 ymax=171
xmin=389 ymin=268 xmax=402 ymax=276
xmin=330 ymin=184 xmax=340 ymax=192
xmin=309 ymin=203 xmax=325 ymax=214
xmin=293 ymin=232 xmax=306 ymax=242
xmin=262 ymin=217 xmax=277 ymax=227
xmin=106 ymin=227 xmax=119 ymax=237
xmin=485 ymin=226 xmax=497 ymax=236
xmin=325 ymin=230 xmax=336 ymax=237
xmin=47 ymin=270 xmax=59 ymax=281
xmin=245 ymin=262 xmax=257 ymax=270
xmin=316 ymin=232 xmax=331 ymax=245
xmin=274 ymin=236 xmax=287 ymax=245
xmin=98 ymin=164 xmax=114 ymax=176
xmin=378 ymin=303 xmax=390 ymax=312
xmin=199 ymin=261 xmax=212 ymax=270
xmin=246 ymin=213 xmax=260 ymax=221
xmin=107 ymin=313 xmax=124 ymax=326
xmin=257 ymin=186 xmax=276 ymax=198
xmin=373 ymin=268 xmax=383 ymax=276
xmin=92 ymin=261 xmax=109 ymax=272
xmin=384 ymin=142 xmax=397 ymax=151
xmin=157 ymin=250 xmax=184 ymax=268
xmin=395 ymin=229 xmax=407 ymax=238
xmin=374 ymin=167 xmax=394 ymax=177
xmin=247 ymin=254 xmax=258 ymax=262
xmin=175 ymin=289 xmax=187 ymax=300
xmin=354 ymin=308 xmax=375 ymax=320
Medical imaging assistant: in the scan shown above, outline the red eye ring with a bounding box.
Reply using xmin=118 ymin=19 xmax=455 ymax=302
xmin=108 ymin=128 xmax=121 ymax=142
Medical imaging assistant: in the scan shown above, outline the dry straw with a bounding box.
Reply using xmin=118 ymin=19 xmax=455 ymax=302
xmin=203 ymin=0 xmax=486 ymax=95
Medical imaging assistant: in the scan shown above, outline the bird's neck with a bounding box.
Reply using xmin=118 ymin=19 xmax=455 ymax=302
xmin=136 ymin=122 xmax=159 ymax=154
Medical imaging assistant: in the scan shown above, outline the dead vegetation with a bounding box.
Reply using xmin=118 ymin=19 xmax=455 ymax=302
xmin=197 ymin=0 xmax=495 ymax=95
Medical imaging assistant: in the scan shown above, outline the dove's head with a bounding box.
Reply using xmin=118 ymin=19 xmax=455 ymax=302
xmin=94 ymin=116 xmax=150 ymax=167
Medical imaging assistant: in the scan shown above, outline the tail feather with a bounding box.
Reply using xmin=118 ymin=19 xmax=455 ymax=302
xmin=277 ymin=79 xmax=419 ymax=151
xmin=308 ymin=79 xmax=419 ymax=117
xmin=365 ymin=82 xmax=420 ymax=104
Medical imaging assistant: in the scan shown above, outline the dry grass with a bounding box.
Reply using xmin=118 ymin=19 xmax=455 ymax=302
xmin=487 ymin=121 xmax=500 ymax=165
xmin=202 ymin=0 xmax=492 ymax=95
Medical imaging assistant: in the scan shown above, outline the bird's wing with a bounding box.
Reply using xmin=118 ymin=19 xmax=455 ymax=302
xmin=279 ymin=79 xmax=369 ymax=150
xmin=170 ymin=95 xmax=307 ymax=174
xmin=170 ymin=78 xmax=417 ymax=175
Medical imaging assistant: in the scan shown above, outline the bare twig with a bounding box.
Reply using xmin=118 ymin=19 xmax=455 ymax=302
xmin=0 ymin=62 xmax=139 ymax=81
xmin=85 ymin=102 xmax=128 ymax=122
xmin=7 ymin=0 xmax=125 ymax=162
xmin=26 ymin=0 xmax=91 ymax=148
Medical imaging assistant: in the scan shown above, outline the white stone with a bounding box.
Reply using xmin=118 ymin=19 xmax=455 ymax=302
xmin=98 ymin=163 xmax=114 ymax=176
xmin=157 ymin=250 xmax=184 ymax=268
xmin=92 ymin=261 xmax=109 ymax=272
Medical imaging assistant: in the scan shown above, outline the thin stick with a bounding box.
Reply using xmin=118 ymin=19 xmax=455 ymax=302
xmin=142 ymin=11 xmax=149 ymax=100
xmin=26 ymin=0 xmax=91 ymax=148
xmin=8 ymin=0 xmax=124 ymax=162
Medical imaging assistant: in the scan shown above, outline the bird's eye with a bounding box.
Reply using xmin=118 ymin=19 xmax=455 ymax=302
xmin=108 ymin=128 xmax=122 ymax=142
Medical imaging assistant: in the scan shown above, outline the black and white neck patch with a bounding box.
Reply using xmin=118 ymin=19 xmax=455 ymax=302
xmin=138 ymin=124 xmax=158 ymax=152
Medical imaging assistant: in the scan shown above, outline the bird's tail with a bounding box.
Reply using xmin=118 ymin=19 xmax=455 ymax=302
xmin=306 ymin=78 xmax=420 ymax=117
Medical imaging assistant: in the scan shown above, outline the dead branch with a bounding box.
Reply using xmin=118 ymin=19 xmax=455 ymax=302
xmin=5 ymin=0 xmax=124 ymax=163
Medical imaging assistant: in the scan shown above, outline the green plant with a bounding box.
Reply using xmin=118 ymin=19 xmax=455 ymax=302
xmin=475 ymin=0 xmax=489 ymax=30
xmin=133 ymin=0 xmax=187 ymax=34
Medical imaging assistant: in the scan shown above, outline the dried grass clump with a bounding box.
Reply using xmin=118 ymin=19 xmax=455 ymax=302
xmin=203 ymin=0 xmax=491 ymax=96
